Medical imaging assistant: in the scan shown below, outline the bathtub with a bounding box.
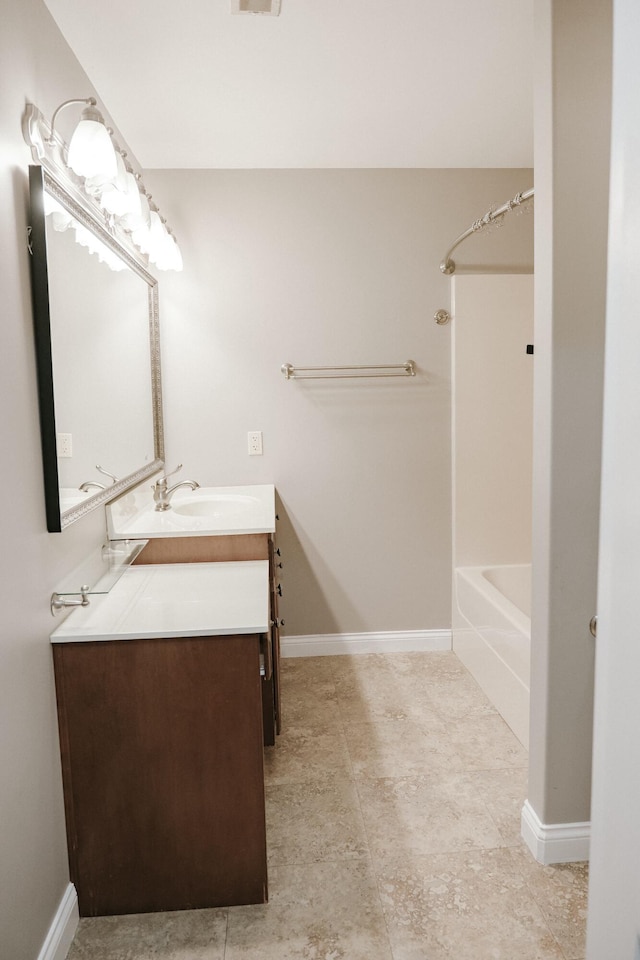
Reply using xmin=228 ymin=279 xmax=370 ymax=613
xmin=453 ymin=563 xmax=531 ymax=749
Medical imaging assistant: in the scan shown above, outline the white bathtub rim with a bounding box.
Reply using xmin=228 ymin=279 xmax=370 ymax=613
xmin=455 ymin=564 xmax=531 ymax=637
xmin=455 ymin=615 xmax=530 ymax=695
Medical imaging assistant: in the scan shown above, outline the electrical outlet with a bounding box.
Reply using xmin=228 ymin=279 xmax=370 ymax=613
xmin=248 ymin=430 xmax=263 ymax=456
xmin=57 ymin=433 xmax=72 ymax=458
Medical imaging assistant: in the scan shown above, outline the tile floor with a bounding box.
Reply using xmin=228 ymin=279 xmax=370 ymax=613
xmin=66 ymin=651 xmax=589 ymax=960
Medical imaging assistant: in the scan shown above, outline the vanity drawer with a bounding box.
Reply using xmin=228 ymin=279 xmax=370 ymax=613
xmin=134 ymin=533 xmax=269 ymax=564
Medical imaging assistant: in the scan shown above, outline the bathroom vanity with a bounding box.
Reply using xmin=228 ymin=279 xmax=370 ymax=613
xmin=108 ymin=483 xmax=282 ymax=744
xmin=51 ymin=485 xmax=281 ymax=917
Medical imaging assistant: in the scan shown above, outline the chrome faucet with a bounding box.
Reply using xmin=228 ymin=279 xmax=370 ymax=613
xmin=79 ymin=465 xmax=118 ymax=493
xmin=152 ymin=464 xmax=200 ymax=511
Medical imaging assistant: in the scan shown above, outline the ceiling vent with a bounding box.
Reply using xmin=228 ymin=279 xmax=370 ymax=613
xmin=231 ymin=0 xmax=281 ymax=15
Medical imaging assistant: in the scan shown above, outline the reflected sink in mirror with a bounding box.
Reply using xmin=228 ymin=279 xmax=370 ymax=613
xmin=59 ymin=488 xmax=93 ymax=512
xmin=172 ymin=494 xmax=260 ymax=519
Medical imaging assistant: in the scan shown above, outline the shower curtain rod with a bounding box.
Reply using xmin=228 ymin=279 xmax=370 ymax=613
xmin=439 ymin=187 xmax=534 ymax=275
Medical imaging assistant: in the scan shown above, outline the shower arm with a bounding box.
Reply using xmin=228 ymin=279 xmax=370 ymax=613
xmin=439 ymin=188 xmax=534 ymax=276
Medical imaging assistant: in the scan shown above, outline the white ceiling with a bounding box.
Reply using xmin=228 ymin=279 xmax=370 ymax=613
xmin=43 ymin=0 xmax=533 ymax=170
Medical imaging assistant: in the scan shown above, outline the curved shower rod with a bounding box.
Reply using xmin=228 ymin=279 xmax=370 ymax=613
xmin=439 ymin=187 xmax=534 ymax=275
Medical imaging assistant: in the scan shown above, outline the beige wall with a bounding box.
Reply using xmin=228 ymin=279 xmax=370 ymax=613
xmin=146 ymin=168 xmax=533 ymax=637
xmin=529 ymin=0 xmax=611 ymax=827
xmin=0 ymin=2 xmax=141 ymax=956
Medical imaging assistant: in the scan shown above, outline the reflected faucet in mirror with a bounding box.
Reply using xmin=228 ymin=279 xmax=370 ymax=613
xmin=152 ymin=464 xmax=200 ymax=511
xmin=79 ymin=464 xmax=119 ymax=492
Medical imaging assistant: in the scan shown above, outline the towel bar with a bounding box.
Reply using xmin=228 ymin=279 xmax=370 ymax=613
xmin=281 ymin=361 xmax=416 ymax=380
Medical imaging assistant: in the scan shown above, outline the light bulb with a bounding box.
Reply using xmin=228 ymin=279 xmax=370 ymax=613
xmin=123 ymin=171 xmax=142 ymax=218
xmin=147 ymin=211 xmax=167 ymax=264
xmin=100 ymin=153 xmax=131 ymax=216
xmin=156 ymin=234 xmax=184 ymax=271
xmin=67 ymin=103 xmax=117 ymax=179
xmin=121 ymin=187 xmax=150 ymax=233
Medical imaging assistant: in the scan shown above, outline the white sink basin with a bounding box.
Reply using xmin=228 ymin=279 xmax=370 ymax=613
xmin=172 ymin=494 xmax=260 ymax=518
xmin=106 ymin=484 xmax=276 ymax=539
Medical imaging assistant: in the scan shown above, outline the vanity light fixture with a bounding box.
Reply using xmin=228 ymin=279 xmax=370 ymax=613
xmin=48 ymin=97 xmax=118 ymax=180
xmin=23 ymin=99 xmax=184 ymax=271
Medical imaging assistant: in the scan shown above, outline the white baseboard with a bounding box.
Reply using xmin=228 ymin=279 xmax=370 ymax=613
xmin=521 ymin=800 xmax=590 ymax=864
xmin=281 ymin=629 xmax=452 ymax=658
xmin=37 ymin=883 xmax=78 ymax=960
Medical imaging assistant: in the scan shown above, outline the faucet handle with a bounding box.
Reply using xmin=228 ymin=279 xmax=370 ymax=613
xmin=159 ymin=463 xmax=183 ymax=484
xmin=95 ymin=464 xmax=118 ymax=484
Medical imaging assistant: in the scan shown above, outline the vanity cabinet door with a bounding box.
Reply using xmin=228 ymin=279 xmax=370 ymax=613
xmin=134 ymin=532 xmax=283 ymax=746
xmin=53 ymin=634 xmax=268 ymax=917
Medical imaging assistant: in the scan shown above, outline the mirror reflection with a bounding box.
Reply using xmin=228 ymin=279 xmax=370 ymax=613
xmin=46 ymin=212 xmax=154 ymax=507
xmin=28 ymin=166 xmax=164 ymax=531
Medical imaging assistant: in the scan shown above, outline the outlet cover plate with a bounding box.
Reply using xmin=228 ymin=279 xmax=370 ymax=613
xmin=57 ymin=433 xmax=72 ymax=458
xmin=248 ymin=430 xmax=263 ymax=455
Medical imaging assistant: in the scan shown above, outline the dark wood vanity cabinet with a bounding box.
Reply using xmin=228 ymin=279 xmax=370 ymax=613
xmin=53 ymin=633 xmax=268 ymax=917
xmin=134 ymin=532 xmax=282 ymax=745
xmin=53 ymin=530 xmax=284 ymax=917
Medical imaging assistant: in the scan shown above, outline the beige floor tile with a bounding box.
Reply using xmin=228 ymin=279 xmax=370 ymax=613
xmin=279 ymin=672 xmax=341 ymax=729
xmin=447 ymin=714 xmax=529 ymax=770
xmin=225 ymin=861 xmax=393 ymax=960
xmin=374 ymin=849 xmax=566 ymax=960
xmin=65 ymin=908 xmax=228 ymax=960
xmin=511 ymin=846 xmax=589 ymax=960
xmin=263 ymin=725 xmax=354 ymax=784
xmin=344 ymin=718 xmax=463 ymax=779
xmin=335 ymin=672 xmax=441 ymax=723
xmin=266 ymin=778 xmax=370 ymax=864
xmin=467 ymin=766 xmax=529 ymax=846
xmin=385 ymin=650 xmax=470 ymax=682
xmin=421 ymin=675 xmax=499 ymax=722
xmin=356 ymin=773 xmax=505 ymax=859
xmin=329 ymin=652 xmax=400 ymax=682
xmin=280 ymin=655 xmax=336 ymax=683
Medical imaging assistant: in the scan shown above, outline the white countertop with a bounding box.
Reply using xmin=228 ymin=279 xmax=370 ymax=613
xmin=51 ymin=561 xmax=270 ymax=643
xmin=107 ymin=484 xmax=276 ymax=539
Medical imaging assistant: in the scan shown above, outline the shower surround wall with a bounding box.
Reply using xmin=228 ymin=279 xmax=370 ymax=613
xmin=452 ymin=275 xmax=534 ymax=747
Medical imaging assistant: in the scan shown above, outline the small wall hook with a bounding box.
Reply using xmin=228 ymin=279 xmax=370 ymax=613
xmin=434 ymin=309 xmax=450 ymax=325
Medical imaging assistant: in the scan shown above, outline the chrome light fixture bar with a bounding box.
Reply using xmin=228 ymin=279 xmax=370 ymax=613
xmin=23 ymin=99 xmax=183 ymax=272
